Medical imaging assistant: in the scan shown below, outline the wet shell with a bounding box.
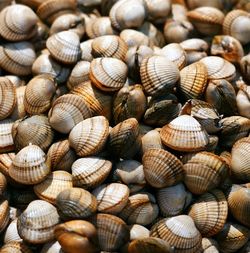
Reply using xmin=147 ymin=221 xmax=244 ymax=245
xmin=0 ymin=4 xmax=38 ymax=41
xmin=69 ymin=116 xmax=109 ymax=157
xmin=17 ymin=200 xmax=60 ymax=244
xmin=9 ymin=144 xmax=50 ymax=185
xmin=0 ymin=119 xmax=15 ymax=153
xmin=202 ymin=238 xmax=219 ymax=253
xmin=140 ymin=55 xmax=180 ymax=96
xmin=0 ymin=41 xmax=36 ymax=76
xmin=71 ymin=157 xmax=112 ymax=189
xmin=0 ymin=199 xmax=10 ymax=233
xmin=141 ymin=129 xmax=164 ymax=154
xmin=56 ymin=187 xmax=97 ymax=220
xmin=0 ymin=241 xmax=33 ymax=253
xmin=150 ymin=215 xmax=202 ymax=253
xmin=143 ymin=148 xmax=184 ymax=188
xmin=90 ymin=57 xmax=128 ymax=92
xmin=160 ymin=115 xmax=209 ymax=152
xmin=24 ymin=74 xmax=56 ymax=115
xmin=10 ymin=86 xmax=27 ymax=120
xmin=46 ymin=31 xmax=81 ymax=64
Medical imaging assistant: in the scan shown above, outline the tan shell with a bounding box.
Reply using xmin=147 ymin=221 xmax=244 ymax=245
xmin=4 ymin=219 xmax=22 ymax=244
xmin=143 ymin=148 xmax=183 ymax=188
xmin=150 ymin=215 xmax=202 ymax=253
xmin=46 ymin=31 xmax=81 ymax=64
xmin=81 ymin=39 xmax=94 ymax=62
xmin=0 ymin=153 xmax=15 ymax=178
xmin=129 ymin=224 xmax=150 ymax=241
xmin=5 ymin=75 xmax=26 ymax=88
xmin=56 ymin=187 xmax=97 ymax=220
xmin=240 ymin=54 xmax=250 ymax=82
xmin=9 ymin=144 xmax=50 ymax=185
xmin=0 ymin=119 xmax=15 ymax=153
xmin=90 ymin=57 xmax=128 ymax=92
xmin=160 ymin=115 xmax=209 ymax=152
xmin=120 ymin=29 xmax=151 ymax=48
xmin=141 ymin=129 xmax=164 ymax=154
xmin=71 ymin=157 xmax=112 ymax=189
xmin=0 ymin=41 xmax=36 ymax=76
xmin=41 ymin=241 xmax=63 ymax=253
xmin=236 ymin=81 xmax=250 ymax=119
xmin=202 ymin=238 xmax=219 ymax=253
xmin=69 ymin=116 xmax=109 ymax=157
xmin=0 ymin=241 xmax=32 ymax=253
xmin=0 ymin=199 xmax=10 ymax=233
xmin=17 ymin=200 xmax=60 ymax=244
xmin=10 ymin=86 xmax=27 ymax=120
xmin=140 ymin=55 xmax=180 ymax=96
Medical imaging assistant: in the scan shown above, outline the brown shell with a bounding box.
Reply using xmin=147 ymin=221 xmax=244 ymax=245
xmin=0 ymin=199 xmax=10 ymax=233
xmin=202 ymin=238 xmax=219 ymax=253
xmin=141 ymin=129 xmax=164 ymax=154
xmin=0 ymin=172 xmax=7 ymax=196
xmin=0 ymin=153 xmax=15 ymax=178
xmin=10 ymin=86 xmax=27 ymax=120
xmin=0 ymin=119 xmax=15 ymax=153
xmin=0 ymin=241 xmax=32 ymax=253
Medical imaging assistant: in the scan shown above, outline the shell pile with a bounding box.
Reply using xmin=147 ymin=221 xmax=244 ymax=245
xmin=0 ymin=0 xmax=250 ymax=252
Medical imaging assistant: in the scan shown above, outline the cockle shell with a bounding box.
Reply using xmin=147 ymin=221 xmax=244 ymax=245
xmin=240 ymin=54 xmax=250 ymax=82
xmin=236 ymin=82 xmax=250 ymax=119
xmin=0 ymin=119 xmax=15 ymax=153
xmin=0 ymin=199 xmax=10 ymax=233
xmin=120 ymin=29 xmax=150 ymax=48
xmin=0 ymin=153 xmax=15 ymax=178
xmin=81 ymin=39 xmax=94 ymax=62
xmin=4 ymin=219 xmax=22 ymax=244
xmin=141 ymin=129 xmax=164 ymax=154
xmin=129 ymin=224 xmax=150 ymax=240
xmin=10 ymin=86 xmax=27 ymax=120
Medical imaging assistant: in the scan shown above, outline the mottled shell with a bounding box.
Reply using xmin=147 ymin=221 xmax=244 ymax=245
xmin=9 ymin=144 xmax=50 ymax=185
xmin=143 ymin=148 xmax=183 ymax=188
xmin=0 ymin=119 xmax=15 ymax=153
xmin=17 ymin=200 xmax=60 ymax=244
xmin=0 ymin=199 xmax=10 ymax=233
xmin=160 ymin=115 xmax=209 ymax=152
xmin=72 ymin=157 xmax=112 ymax=189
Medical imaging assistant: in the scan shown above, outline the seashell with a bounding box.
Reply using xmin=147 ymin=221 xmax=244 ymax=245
xmin=54 ymin=220 xmax=99 ymax=253
xmin=202 ymin=238 xmax=219 ymax=253
xmin=4 ymin=219 xmax=22 ymax=244
xmin=119 ymin=192 xmax=159 ymax=226
xmin=109 ymin=118 xmax=141 ymax=159
xmin=188 ymin=189 xmax=228 ymax=237
xmin=34 ymin=171 xmax=73 ymax=204
xmin=37 ymin=0 xmax=77 ymax=25
xmin=140 ymin=55 xmax=180 ymax=96
xmin=150 ymin=215 xmax=202 ymax=253
xmin=90 ymin=213 xmax=130 ymax=251
xmin=211 ymin=35 xmax=244 ymax=63
xmin=205 ymin=79 xmax=237 ymax=116
xmin=143 ymin=148 xmax=184 ymax=188
xmin=69 ymin=116 xmax=109 ymax=157
xmin=109 ymin=0 xmax=146 ymax=31
xmin=12 ymin=115 xmax=54 ymax=151
xmin=186 ymin=0 xmax=227 ymax=10
xmin=32 ymin=53 xmax=70 ymax=84
xmin=199 ymin=56 xmax=236 ymax=81
xmin=92 ymin=183 xmax=129 ymax=214
xmin=219 ymin=116 xmax=250 ymax=148
xmin=240 ymin=53 xmax=250 ymax=82
xmin=5 ymin=75 xmax=26 ymax=88
xmin=90 ymin=57 xmax=128 ymax=92
xmin=0 ymin=199 xmax=10 ymax=233
xmin=0 ymin=41 xmax=36 ymax=76
xmin=129 ymin=224 xmax=150 ymax=241
xmin=67 ymin=61 xmax=90 ymax=90
xmin=9 ymin=144 xmax=50 ymax=185
xmin=46 ymin=139 xmax=76 ymax=172
xmin=92 ymin=35 xmax=128 ymax=61
xmin=0 ymin=241 xmax=33 ymax=253
xmin=0 ymin=4 xmax=38 ymax=41
xmin=56 ymin=187 xmax=97 ymax=220
xmin=180 ymin=38 xmax=209 ymax=52
xmin=113 ymin=84 xmax=147 ymax=124
xmin=177 ymin=61 xmax=208 ymax=100
xmin=0 ymin=172 xmax=7 ymax=196
xmin=187 ymin=7 xmax=225 ymax=36
xmin=128 ymin=237 xmax=174 ymax=253
xmin=46 ymin=31 xmax=81 ymax=65
xmin=120 ymin=29 xmax=151 ymax=48
xmin=41 ymin=241 xmax=63 ymax=253
xmin=24 ymin=74 xmax=56 ymax=115
xmin=81 ymin=39 xmax=94 ymax=62
xmin=160 ymin=115 xmax=209 ymax=152
xmin=0 ymin=153 xmax=15 ymax=178
xmin=215 ymin=222 xmax=250 ymax=253
xmin=157 ymin=183 xmax=192 ymax=217
xmin=0 ymin=119 xmax=15 ymax=153
xmin=17 ymin=200 xmax=60 ymax=244
xmin=71 ymin=157 xmax=112 ymax=189
xmin=223 ymin=10 xmax=250 ymax=45
xmin=180 ymin=99 xmax=222 ymax=134
xmin=236 ymin=81 xmax=250 ymax=119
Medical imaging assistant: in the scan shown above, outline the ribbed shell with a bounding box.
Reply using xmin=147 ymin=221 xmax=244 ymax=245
xmin=0 ymin=41 xmax=36 ymax=75
xmin=9 ymin=144 xmax=50 ymax=185
xmin=202 ymin=238 xmax=219 ymax=253
xmin=69 ymin=116 xmax=109 ymax=157
xmin=0 ymin=153 xmax=15 ymax=178
xmin=143 ymin=148 xmax=184 ymax=188
xmin=46 ymin=31 xmax=81 ymax=64
xmin=120 ymin=29 xmax=150 ymax=48
xmin=4 ymin=219 xmax=22 ymax=244
xmin=72 ymin=157 xmax=112 ymax=189
xmin=140 ymin=55 xmax=180 ymax=96
xmin=0 ymin=199 xmax=10 ymax=233
xmin=90 ymin=57 xmax=128 ymax=92
xmin=160 ymin=115 xmax=209 ymax=152
xmin=56 ymin=187 xmax=97 ymax=220
xmin=10 ymin=86 xmax=27 ymax=120
xmin=17 ymin=200 xmax=60 ymax=244
xmin=0 ymin=119 xmax=15 ymax=153
xmin=150 ymin=215 xmax=202 ymax=253
xmin=141 ymin=129 xmax=164 ymax=154
xmin=81 ymin=39 xmax=94 ymax=62
xmin=0 ymin=172 xmax=6 ymax=196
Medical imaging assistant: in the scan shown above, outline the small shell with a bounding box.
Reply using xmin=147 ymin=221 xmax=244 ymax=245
xmin=46 ymin=31 xmax=81 ymax=64
xmin=120 ymin=29 xmax=150 ymax=48
xmin=0 ymin=119 xmax=15 ymax=153
xmin=0 ymin=242 xmax=32 ymax=253
xmin=160 ymin=115 xmax=209 ymax=152
xmin=72 ymin=157 xmax=112 ymax=189
xmin=143 ymin=148 xmax=184 ymax=188
xmin=4 ymin=219 xmax=22 ymax=244
xmin=90 ymin=57 xmax=128 ymax=92
xmin=0 ymin=172 xmax=7 ymax=196
xmin=10 ymin=86 xmax=27 ymax=120
xmin=69 ymin=116 xmax=109 ymax=157
xmin=17 ymin=200 xmax=60 ymax=244
xmin=202 ymin=238 xmax=220 ymax=253
xmin=0 ymin=199 xmax=10 ymax=233
xmin=81 ymin=39 xmax=94 ymax=62
xmin=240 ymin=54 xmax=250 ymax=82
xmin=129 ymin=224 xmax=150 ymax=240
xmin=9 ymin=144 xmax=50 ymax=185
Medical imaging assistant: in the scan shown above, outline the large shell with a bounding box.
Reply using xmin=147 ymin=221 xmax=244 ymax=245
xmin=143 ymin=148 xmax=183 ymax=188
xmin=0 ymin=119 xmax=15 ymax=153
xmin=17 ymin=200 xmax=60 ymax=244
xmin=69 ymin=116 xmax=109 ymax=157
xmin=160 ymin=115 xmax=209 ymax=152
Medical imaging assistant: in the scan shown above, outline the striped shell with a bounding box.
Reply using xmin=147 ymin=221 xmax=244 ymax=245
xmin=141 ymin=129 xmax=164 ymax=154
xmin=0 ymin=199 xmax=10 ymax=234
xmin=0 ymin=119 xmax=15 ymax=153
xmin=202 ymin=238 xmax=219 ymax=253
xmin=81 ymin=39 xmax=94 ymax=62
xmin=10 ymin=86 xmax=27 ymax=120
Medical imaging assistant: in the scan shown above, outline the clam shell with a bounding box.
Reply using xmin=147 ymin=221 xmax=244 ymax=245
xmin=141 ymin=129 xmax=164 ymax=154
xmin=4 ymin=219 xmax=22 ymax=244
xmin=0 ymin=199 xmax=10 ymax=233
xmin=10 ymin=86 xmax=27 ymax=120
xmin=240 ymin=54 xmax=250 ymax=82
xmin=0 ymin=119 xmax=15 ymax=153
xmin=0 ymin=153 xmax=15 ymax=178
xmin=0 ymin=172 xmax=6 ymax=196
xmin=17 ymin=200 xmax=60 ymax=244
xmin=160 ymin=115 xmax=209 ymax=152
xmin=120 ymin=29 xmax=150 ymax=48
xmin=81 ymin=39 xmax=94 ymax=62
xmin=129 ymin=224 xmax=150 ymax=241
xmin=143 ymin=148 xmax=183 ymax=188
xmin=180 ymin=38 xmax=209 ymax=52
